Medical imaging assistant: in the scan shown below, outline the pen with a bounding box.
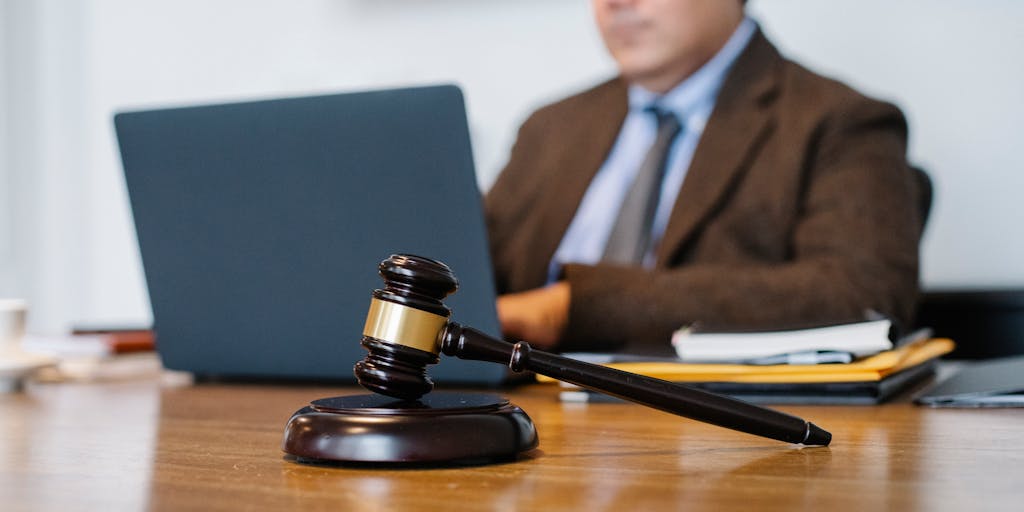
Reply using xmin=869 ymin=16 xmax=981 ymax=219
xmin=564 ymin=350 xmax=854 ymax=365
xmin=441 ymin=323 xmax=833 ymax=446
xmin=744 ymin=350 xmax=854 ymax=365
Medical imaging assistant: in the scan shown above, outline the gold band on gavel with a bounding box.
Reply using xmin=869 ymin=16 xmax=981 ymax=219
xmin=362 ymin=297 xmax=448 ymax=354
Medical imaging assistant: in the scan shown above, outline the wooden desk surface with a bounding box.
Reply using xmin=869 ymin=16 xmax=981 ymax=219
xmin=2 ymin=377 xmax=1022 ymax=511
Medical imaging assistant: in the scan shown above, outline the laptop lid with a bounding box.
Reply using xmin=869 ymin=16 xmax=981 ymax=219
xmin=114 ymin=84 xmax=506 ymax=385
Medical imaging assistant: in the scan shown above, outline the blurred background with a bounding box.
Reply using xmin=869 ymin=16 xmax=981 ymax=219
xmin=1 ymin=0 xmax=1023 ymax=333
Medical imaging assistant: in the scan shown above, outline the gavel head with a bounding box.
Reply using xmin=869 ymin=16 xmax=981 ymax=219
xmin=354 ymin=254 xmax=458 ymax=400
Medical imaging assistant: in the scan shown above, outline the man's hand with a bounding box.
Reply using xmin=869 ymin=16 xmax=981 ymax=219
xmin=496 ymin=281 xmax=571 ymax=350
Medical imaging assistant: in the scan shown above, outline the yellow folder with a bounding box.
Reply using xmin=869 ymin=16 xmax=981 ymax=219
xmin=538 ymin=338 xmax=954 ymax=384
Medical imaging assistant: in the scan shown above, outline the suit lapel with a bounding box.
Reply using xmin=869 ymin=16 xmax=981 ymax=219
xmin=656 ymin=31 xmax=783 ymax=266
xmin=522 ymin=79 xmax=629 ymax=285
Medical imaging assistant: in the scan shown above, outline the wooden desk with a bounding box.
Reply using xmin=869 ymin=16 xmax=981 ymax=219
xmin=2 ymin=377 xmax=1022 ymax=511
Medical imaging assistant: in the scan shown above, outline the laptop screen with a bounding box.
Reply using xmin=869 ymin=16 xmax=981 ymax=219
xmin=115 ymin=85 xmax=506 ymax=384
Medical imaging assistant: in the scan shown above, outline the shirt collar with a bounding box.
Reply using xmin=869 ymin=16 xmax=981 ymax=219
xmin=628 ymin=17 xmax=757 ymax=122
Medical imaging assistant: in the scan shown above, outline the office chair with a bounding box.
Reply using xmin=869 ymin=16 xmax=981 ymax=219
xmin=912 ymin=166 xmax=932 ymax=232
xmin=917 ymin=290 xmax=1024 ymax=359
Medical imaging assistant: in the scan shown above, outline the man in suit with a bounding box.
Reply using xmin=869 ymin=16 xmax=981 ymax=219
xmin=487 ymin=0 xmax=921 ymax=352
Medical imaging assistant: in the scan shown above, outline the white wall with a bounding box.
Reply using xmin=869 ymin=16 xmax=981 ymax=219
xmin=2 ymin=0 xmax=92 ymax=330
xmin=2 ymin=0 xmax=1023 ymax=332
xmin=0 ymin=0 xmax=12 ymax=293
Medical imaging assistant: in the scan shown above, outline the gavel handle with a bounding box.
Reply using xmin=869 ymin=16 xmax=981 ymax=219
xmin=439 ymin=322 xmax=831 ymax=446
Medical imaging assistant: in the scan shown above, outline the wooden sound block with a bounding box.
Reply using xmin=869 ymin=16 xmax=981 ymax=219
xmin=281 ymin=392 xmax=538 ymax=465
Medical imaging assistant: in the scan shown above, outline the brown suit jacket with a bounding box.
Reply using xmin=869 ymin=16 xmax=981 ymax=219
xmin=485 ymin=31 xmax=922 ymax=351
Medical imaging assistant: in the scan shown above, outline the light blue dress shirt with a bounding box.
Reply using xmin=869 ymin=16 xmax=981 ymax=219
xmin=548 ymin=18 xmax=757 ymax=282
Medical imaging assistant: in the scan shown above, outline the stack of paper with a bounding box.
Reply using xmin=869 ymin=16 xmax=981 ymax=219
xmin=21 ymin=332 xmax=160 ymax=382
xmin=670 ymin=319 xmax=894 ymax=363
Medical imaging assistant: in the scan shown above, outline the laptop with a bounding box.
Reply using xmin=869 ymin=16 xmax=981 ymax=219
xmin=914 ymin=355 xmax=1024 ymax=407
xmin=114 ymin=84 xmax=508 ymax=385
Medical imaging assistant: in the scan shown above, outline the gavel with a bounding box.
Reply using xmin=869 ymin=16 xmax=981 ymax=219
xmin=354 ymin=254 xmax=831 ymax=446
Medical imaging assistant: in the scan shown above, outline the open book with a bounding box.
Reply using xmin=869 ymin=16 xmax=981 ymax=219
xmin=671 ymin=319 xmax=894 ymax=364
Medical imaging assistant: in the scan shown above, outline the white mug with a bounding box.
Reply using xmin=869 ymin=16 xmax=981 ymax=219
xmin=0 ymin=298 xmax=28 ymax=353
